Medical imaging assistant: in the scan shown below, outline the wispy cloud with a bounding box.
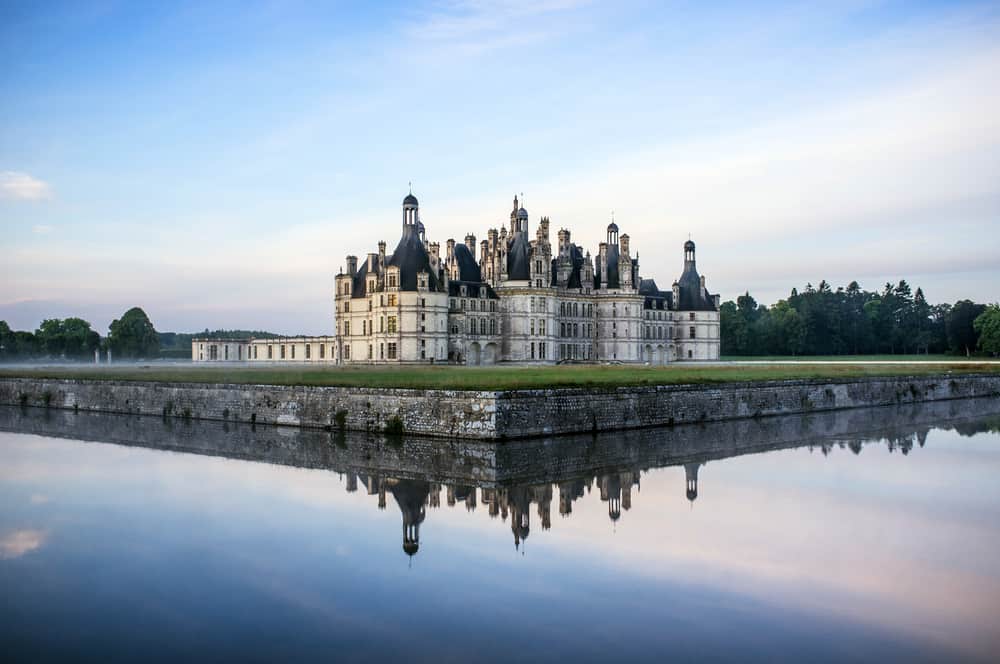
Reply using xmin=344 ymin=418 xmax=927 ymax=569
xmin=409 ymin=0 xmax=590 ymax=54
xmin=0 ymin=171 xmax=52 ymax=201
xmin=0 ymin=529 xmax=47 ymax=559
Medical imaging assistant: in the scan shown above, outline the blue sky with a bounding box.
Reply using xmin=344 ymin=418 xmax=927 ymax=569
xmin=2 ymin=0 xmax=998 ymax=334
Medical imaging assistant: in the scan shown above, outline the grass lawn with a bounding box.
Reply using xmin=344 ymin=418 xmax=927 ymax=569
xmin=721 ymin=354 xmax=975 ymax=362
xmin=1 ymin=362 xmax=998 ymax=391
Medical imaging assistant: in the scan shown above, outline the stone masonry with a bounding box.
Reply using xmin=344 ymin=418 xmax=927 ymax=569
xmin=1 ymin=373 xmax=998 ymax=440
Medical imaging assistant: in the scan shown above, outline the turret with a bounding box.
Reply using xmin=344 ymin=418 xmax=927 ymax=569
xmin=403 ymin=191 xmax=419 ymax=228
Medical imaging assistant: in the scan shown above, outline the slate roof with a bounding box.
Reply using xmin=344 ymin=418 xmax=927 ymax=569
xmin=351 ymin=224 xmax=443 ymax=297
xmin=448 ymin=280 xmax=499 ymax=299
xmin=453 ymin=243 xmax=482 ymax=282
xmin=507 ymin=231 xmax=531 ymax=281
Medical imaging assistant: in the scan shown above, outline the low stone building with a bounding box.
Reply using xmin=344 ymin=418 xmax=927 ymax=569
xmin=192 ymin=191 xmax=720 ymax=364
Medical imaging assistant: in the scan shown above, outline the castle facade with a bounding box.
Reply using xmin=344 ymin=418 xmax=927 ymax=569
xmin=192 ymin=192 xmax=720 ymax=365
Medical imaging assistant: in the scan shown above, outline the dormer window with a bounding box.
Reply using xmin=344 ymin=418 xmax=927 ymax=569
xmin=388 ymin=274 xmax=397 ymax=288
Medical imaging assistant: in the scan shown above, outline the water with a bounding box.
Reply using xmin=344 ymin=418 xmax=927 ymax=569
xmin=1 ymin=400 xmax=999 ymax=663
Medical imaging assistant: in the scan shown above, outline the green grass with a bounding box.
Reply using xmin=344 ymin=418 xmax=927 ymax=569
xmin=1 ymin=362 xmax=998 ymax=391
xmin=721 ymin=354 xmax=980 ymax=362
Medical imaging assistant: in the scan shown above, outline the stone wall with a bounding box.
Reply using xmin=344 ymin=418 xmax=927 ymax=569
xmin=1 ymin=373 xmax=998 ymax=440
xmin=0 ymin=378 xmax=496 ymax=439
xmin=493 ymin=374 xmax=1000 ymax=438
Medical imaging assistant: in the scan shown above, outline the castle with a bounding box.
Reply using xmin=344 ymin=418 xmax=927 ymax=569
xmin=192 ymin=192 xmax=720 ymax=364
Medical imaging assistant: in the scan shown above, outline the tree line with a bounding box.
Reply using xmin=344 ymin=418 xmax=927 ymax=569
xmin=0 ymin=307 xmax=286 ymax=362
xmin=720 ymin=280 xmax=1000 ymax=357
xmin=0 ymin=307 xmax=160 ymax=361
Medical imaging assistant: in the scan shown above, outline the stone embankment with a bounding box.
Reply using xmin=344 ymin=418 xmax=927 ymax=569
xmin=0 ymin=374 xmax=998 ymax=440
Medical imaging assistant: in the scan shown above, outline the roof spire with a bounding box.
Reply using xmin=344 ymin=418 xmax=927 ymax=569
xmin=409 ymin=181 xmax=412 ymax=194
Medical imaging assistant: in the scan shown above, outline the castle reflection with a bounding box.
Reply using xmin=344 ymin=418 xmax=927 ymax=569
xmin=342 ymin=426 xmax=948 ymax=556
xmin=2 ymin=397 xmax=998 ymax=557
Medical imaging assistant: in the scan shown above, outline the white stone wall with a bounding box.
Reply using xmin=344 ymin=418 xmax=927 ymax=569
xmin=336 ymin=288 xmax=449 ymax=364
xmin=192 ymin=338 xmax=339 ymax=363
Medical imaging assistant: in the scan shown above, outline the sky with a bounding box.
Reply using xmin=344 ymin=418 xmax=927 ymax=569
xmin=1 ymin=0 xmax=998 ymax=335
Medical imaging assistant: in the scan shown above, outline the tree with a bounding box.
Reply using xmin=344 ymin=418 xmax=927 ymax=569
xmin=947 ymin=300 xmax=986 ymax=357
xmin=108 ymin=307 xmax=160 ymax=358
xmin=974 ymin=305 xmax=1000 ymax=356
xmin=0 ymin=321 xmax=13 ymax=359
xmin=33 ymin=318 xmax=100 ymax=359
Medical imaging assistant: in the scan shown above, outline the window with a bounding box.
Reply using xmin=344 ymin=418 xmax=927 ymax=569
xmin=368 ymin=344 xmax=373 ymax=359
xmin=573 ymin=323 xmax=578 ymax=337
xmin=345 ymin=322 xmax=350 ymax=336
xmin=540 ymin=320 xmax=546 ymax=335
xmin=535 ymin=260 xmax=542 ymax=273
xmin=461 ymin=299 xmax=466 ymax=310
xmin=280 ymin=345 xmax=286 ymax=359
xmin=388 ymin=274 xmax=397 ymax=288
xmin=531 ymin=319 xmax=536 ymax=335
xmin=689 ymin=326 xmax=696 ymax=339
xmin=531 ymin=342 xmax=536 ymax=359
xmin=380 ymin=317 xmax=385 ymax=333
xmin=344 ymin=301 xmax=350 ymax=312
xmin=320 ymin=344 xmax=325 ymax=359
xmin=450 ymin=298 xmax=456 ymax=310
xmin=387 ymin=343 xmax=397 ymax=359
xmin=539 ymin=342 xmax=546 ymax=359
xmin=560 ymin=322 xmax=566 ymax=337
xmin=253 ymin=346 xmax=258 ymax=359
xmin=688 ymin=350 xmax=693 ymax=358
xmin=689 ymin=312 xmax=695 ymax=321
xmin=421 ymin=298 xmax=426 ymax=308
xmin=388 ymin=294 xmax=397 ymax=307
xmin=536 ymin=279 xmax=542 ymax=288
xmin=380 ymin=343 xmax=384 ymax=359
xmin=451 ymin=323 xmax=459 ymax=334
xmin=290 ymin=345 xmax=295 ymax=359
xmin=362 ymin=320 xmax=367 ymax=335
xmin=490 ymin=319 xmax=496 ymax=335
xmin=344 ymin=345 xmax=350 ymax=359
xmin=573 ymin=302 xmax=579 ymax=317
xmin=305 ymin=344 xmax=311 ymax=359
xmin=560 ymin=302 xmax=565 ymax=316
xmin=388 ymin=316 xmax=397 ymax=333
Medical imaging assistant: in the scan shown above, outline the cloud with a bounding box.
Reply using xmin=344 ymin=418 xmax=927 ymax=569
xmin=409 ymin=0 xmax=590 ymax=54
xmin=0 ymin=529 xmax=47 ymax=559
xmin=0 ymin=171 xmax=52 ymax=201
xmin=32 ymin=225 xmax=53 ymax=235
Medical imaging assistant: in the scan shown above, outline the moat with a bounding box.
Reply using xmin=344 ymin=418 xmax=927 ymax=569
xmin=1 ymin=399 xmax=999 ymax=662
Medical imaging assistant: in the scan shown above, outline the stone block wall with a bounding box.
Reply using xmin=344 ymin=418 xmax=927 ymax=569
xmin=1 ymin=373 xmax=998 ymax=440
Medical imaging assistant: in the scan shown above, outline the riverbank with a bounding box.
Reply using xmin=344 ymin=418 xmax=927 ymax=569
xmin=1 ymin=370 xmax=998 ymax=439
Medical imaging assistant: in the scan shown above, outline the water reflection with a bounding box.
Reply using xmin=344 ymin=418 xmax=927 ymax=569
xmin=2 ymin=398 xmax=997 ymax=559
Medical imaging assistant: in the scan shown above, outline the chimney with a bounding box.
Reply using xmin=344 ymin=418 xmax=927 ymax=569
xmin=367 ymin=253 xmax=378 ymax=272
xmin=346 ymin=255 xmax=358 ymax=276
xmin=465 ymin=234 xmax=476 ymax=253
xmin=620 ymin=233 xmax=630 ymax=256
xmin=446 ymin=238 xmax=455 ymax=259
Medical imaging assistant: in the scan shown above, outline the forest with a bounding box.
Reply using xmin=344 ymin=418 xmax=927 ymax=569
xmin=720 ymin=280 xmax=999 ymax=357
